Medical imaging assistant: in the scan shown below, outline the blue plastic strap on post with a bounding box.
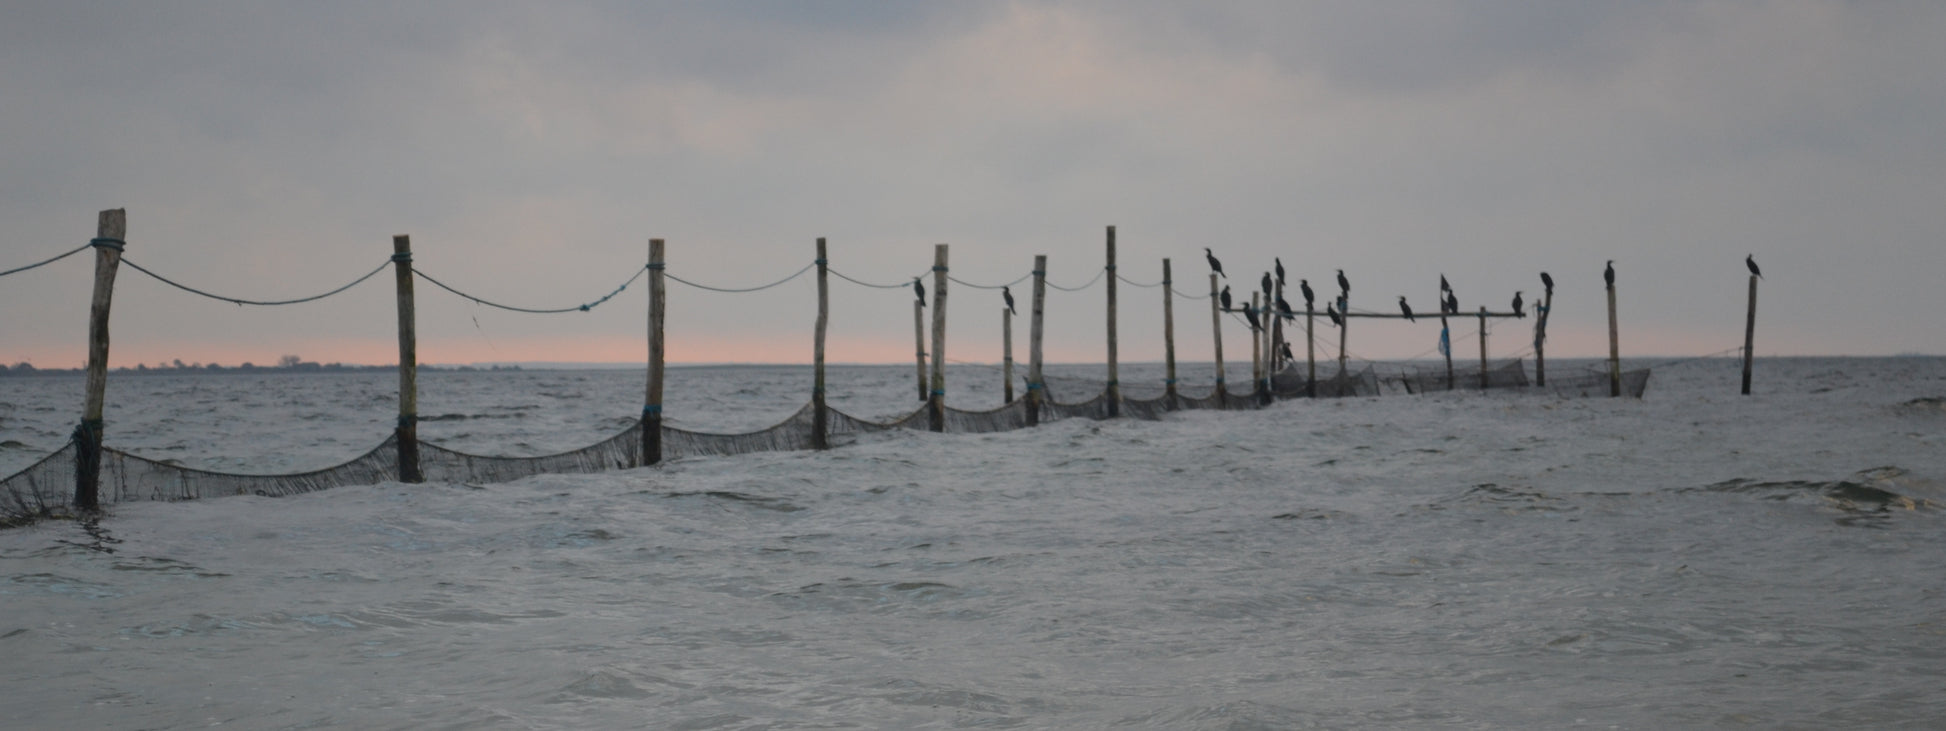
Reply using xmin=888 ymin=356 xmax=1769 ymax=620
xmin=1215 ymin=377 xmax=1226 ymax=384
xmin=1164 ymin=378 xmax=1178 ymax=384
xmin=1032 ymin=270 xmax=1045 ymax=276
xmin=396 ymin=415 xmax=417 ymax=428
xmin=1026 ymin=383 xmax=1044 ymax=391
xmin=814 ymin=258 xmax=827 ymax=266
xmin=89 ymin=237 xmax=125 ymax=252
xmin=1106 ymin=379 xmax=1119 ymax=386
xmin=931 ymin=389 xmax=945 ymax=396
xmin=1106 ymin=265 xmax=1117 ymax=272
xmin=646 ymin=262 xmax=664 ymax=270
xmin=389 ymin=251 xmax=411 ymax=263
xmin=642 ymin=404 xmax=662 ymax=415
xmin=931 ymin=265 xmax=947 ymax=272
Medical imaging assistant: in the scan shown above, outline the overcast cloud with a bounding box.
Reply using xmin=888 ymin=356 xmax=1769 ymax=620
xmin=3 ymin=1 xmax=1942 ymax=369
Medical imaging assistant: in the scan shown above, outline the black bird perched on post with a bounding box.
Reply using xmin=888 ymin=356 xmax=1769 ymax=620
xmin=1205 ymin=248 xmax=1226 ymax=279
xmin=1220 ymin=285 xmax=1232 ymax=312
xmin=1746 ymin=254 xmax=1762 ymax=279
xmin=1275 ymin=294 xmax=1295 ymax=321
xmin=1278 ymin=341 xmax=1294 ymax=367
xmin=1445 ymin=290 xmax=1459 ymax=316
xmin=1604 ymin=260 xmax=1615 ymax=287
xmin=1002 ymin=286 xmax=1016 ymax=316
xmin=1540 ymin=271 xmax=1554 ymax=295
xmin=1243 ymin=304 xmax=1262 ymax=332
xmin=1261 ymin=272 xmax=1274 ymax=300
xmin=1299 ymin=279 xmax=1315 ymax=309
xmin=1275 ymin=258 xmax=1286 ymax=287
xmin=1512 ymin=291 xmax=1525 ymax=318
xmin=913 ymin=278 xmax=926 ymax=307
xmin=1337 ymin=269 xmax=1350 ymax=297
xmin=1326 ymin=302 xmax=1343 ymax=327
xmin=1398 ymin=296 xmax=1415 ymax=323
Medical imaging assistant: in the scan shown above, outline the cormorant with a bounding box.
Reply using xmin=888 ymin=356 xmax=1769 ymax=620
xmin=1326 ymin=303 xmax=1343 ymax=327
xmin=1205 ymin=248 xmax=1226 ymax=279
xmin=1278 ymin=341 xmax=1294 ymax=366
xmin=1540 ymin=271 xmax=1554 ymax=295
xmin=1220 ymin=285 xmax=1232 ymax=312
xmin=914 ymin=278 xmax=926 ymax=307
xmin=1512 ymin=291 xmax=1525 ymax=318
xmin=1398 ymin=296 xmax=1415 ymax=323
xmin=1261 ymin=272 xmax=1273 ymax=299
xmin=1299 ymin=279 xmax=1315 ymax=309
xmin=1746 ymin=254 xmax=1762 ymax=279
xmin=1243 ymin=305 xmax=1262 ymax=332
xmin=1275 ymin=295 xmax=1295 ymax=321
xmin=1002 ymin=286 xmax=1016 ymax=316
xmin=1275 ymin=258 xmax=1286 ymax=287
xmin=1603 ymin=260 xmax=1615 ymax=287
xmin=1336 ymin=269 xmax=1350 ymax=297
xmin=1445 ymin=291 xmax=1459 ymax=316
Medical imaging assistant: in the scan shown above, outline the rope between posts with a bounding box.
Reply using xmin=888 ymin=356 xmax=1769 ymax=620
xmin=413 ymin=265 xmax=645 ymax=314
xmin=0 ymin=243 xmax=94 ymax=278
xmin=123 ymin=257 xmax=392 ymax=306
xmin=1046 ymin=267 xmax=1106 ymax=292
xmin=666 ymin=261 xmax=815 ymax=293
xmin=947 ymin=272 xmax=1033 ymax=290
xmin=829 ymin=268 xmax=922 ymax=289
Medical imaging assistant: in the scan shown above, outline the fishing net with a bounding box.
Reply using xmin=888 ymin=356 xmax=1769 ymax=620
xmin=1395 ymin=359 xmax=1532 ymax=394
xmin=1535 ymin=366 xmax=1651 ymax=399
xmin=0 ymin=436 xmax=399 ymax=521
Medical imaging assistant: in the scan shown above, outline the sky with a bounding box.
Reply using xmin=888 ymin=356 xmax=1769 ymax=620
xmin=3 ymin=1 xmax=1943 ymax=369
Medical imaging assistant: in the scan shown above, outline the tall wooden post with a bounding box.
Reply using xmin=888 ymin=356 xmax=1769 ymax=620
xmin=645 ymin=239 xmax=666 ymax=464
xmin=1535 ymin=288 xmax=1553 ymax=387
xmin=1478 ymin=306 xmax=1490 ymax=390
xmin=74 ymin=208 xmax=126 ymax=511
xmin=1741 ymin=274 xmax=1758 ymax=395
xmin=1271 ymin=281 xmax=1285 ymax=377
xmin=812 ymin=238 xmax=830 ymax=449
xmin=1209 ymin=274 xmax=1226 ymax=398
xmin=1440 ymin=283 xmax=1454 ymax=391
xmin=1002 ymin=307 xmax=1014 ymax=403
xmin=1251 ymin=292 xmax=1263 ymax=400
xmin=1305 ymin=303 xmax=1317 ymax=398
xmin=1104 ymin=227 xmax=1120 ymax=417
xmin=391 ymin=235 xmax=421 ymax=483
xmin=1337 ymin=294 xmax=1350 ymax=381
xmin=1026 ymin=255 xmax=1047 ymax=426
xmin=1607 ymin=276 xmax=1621 ymax=398
xmin=1162 ymin=258 xmax=1177 ymax=407
xmin=913 ymin=299 xmax=927 ymax=401
xmin=928 ymin=244 xmax=949 ymax=432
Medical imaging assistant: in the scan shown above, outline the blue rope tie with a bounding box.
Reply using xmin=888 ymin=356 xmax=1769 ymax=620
xmin=814 ymin=258 xmax=827 ymax=266
xmin=1106 ymin=265 xmax=1117 ymax=271
xmin=1026 ymin=383 xmax=1044 ymax=391
xmin=396 ymin=415 xmax=417 ymax=427
xmin=1106 ymin=379 xmax=1119 ymax=386
xmin=390 ymin=251 xmax=412 ymax=263
xmin=931 ymin=265 xmax=947 ymax=272
xmin=1215 ymin=377 xmax=1226 ymax=384
xmin=1032 ymin=270 xmax=1045 ymax=276
xmin=931 ymin=389 xmax=945 ymax=396
xmin=642 ymin=404 xmax=662 ymax=415
xmin=89 ymin=237 xmax=125 ymax=252
xmin=1164 ymin=378 xmax=1178 ymax=384
xmin=647 ymin=262 xmax=665 ymax=270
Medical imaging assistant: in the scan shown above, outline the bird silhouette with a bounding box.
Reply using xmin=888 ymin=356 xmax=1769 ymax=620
xmin=1604 ymin=261 xmax=1615 ymax=287
xmin=1275 ymin=295 xmax=1295 ymax=321
xmin=1278 ymin=341 xmax=1294 ymax=366
xmin=1746 ymin=255 xmax=1762 ymax=279
xmin=1540 ymin=271 xmax=1554 ymax=295
xmin=1299 ymin=280 xmax=1315 ymax=308
xmin=1205 ymin=248 xmax=1226 ymax=279
xmin=1336 ymin=269 xmax=1350 ymax=297
xmin=1261 ymin=272 xmax=1274 ymax=299
xmin=1002 ymin=286 xmax=1016 ymax=316
xmin=1445 ymin=290 xmax=1459 ymax=316
xmin=1440 ymin=274 xmax=1452 ymax=294
xmin=1512 ymin=291 xmax=1525 ymax=318
xmin=914 ymin=278 xmax=926 ymax=307
xmin=1220 ymin=286 xmax=1232 ymax=312
xmin=1398 ymin=296 xmax=1416 ymax=323
xmin=1326 ymin=303 xmax=1343 ymax=327
xmin=1243 ymin=305 xmax=1262 ymax=332
xmin=1275 ymin=258 xmax=1286 ymax=287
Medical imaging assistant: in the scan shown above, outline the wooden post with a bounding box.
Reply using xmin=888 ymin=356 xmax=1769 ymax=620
xmin=1440 ymin=283 xmax=1454 ymax=391
xmin=645 ymin=239 xmax=666 ymax=464
xmin=1478 ymin=306 xmax=1490 ymax=390
xmin=1305 ymin=303 xmax=1316 ymax=398
xmin=1741 ymin=274 xmax=1758 ymax=395
xmin=392 ymin=234 xmax=421 ymax=483
xmin=913 ymin=299 xmax=927 ymax=401
xmin=928 ymin=244 xmax=949 ymax=432
xmin=812 ymin=238 xmax=830 ymax=449
xmin=1535 ymin=288 xmax=1553 ymax=387
xmin=1105 ymin=226 xmax=1120 ymax=417
xmin=1027 ymin=255 xmax=1047 ymax=426
xmin=1607 ymin=277 xmax=1621 ymax=398
xmin=74 ymin=208 xmax=126 ymax=511
xmin=1337 ymin=294 xmax=1350 ymax=382
xmin=1209 ymin=274 xmax=1226 ymax=398
xmin=1251 ymin=292 xmax=1263 ymax=400
xmin=1002 ymin=307 xmax=1014 ymax=403
xmin=1162 ymin=258 xmax=1177 ymax=407
xmin=1271 ymin=281 xmax=1285 ymax=380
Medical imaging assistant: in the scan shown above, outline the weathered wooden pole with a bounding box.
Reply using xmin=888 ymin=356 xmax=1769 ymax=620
xmin=1026 ymin=255 xmax=1047 ymax=426
xmin=1250 ymin=292 xmax=1263 ymax=400
xmin=1478 ymin=306 xmax=1491 ymax=390
xmin=1741 ymin=274 xmax=1758 ymax=395
xmin=1535 ymin=286 xmax=1553 ymax=387
xmin=1271 ymin=281 xmax=1285 ymax=378
xmin=1104 ymin=226 xmax=1120 ymax=418
xmin=1209 ymin=273 xmax=1226 ymax=399
xmin=812 ymin=238 xmax=830 ymax=449
xmin=912 ymin=299 xmax=927 ymax=401
xmin=74 ymin=208 xmax=126 ymax=511
xmin=1002 ymin=307 xmax=1014 ymax=403
xmin=1162 ymin=258 xmax=1178 ymax=407
xmin=645 ymin=238 xmax=666 ymax=464
xmin=928 ymin=244 xmax=949 ymax=432
xmin=1607 ymin=272 xmax=1621 ymax=398
xmin=391 ymin=234 xmax=422 ymax=483
xmin=1440 ymin=284 xmax=1454 ymax=391
xmin=1305 ymin=303 xmax=1317 ymax=398
xmin=1337 ymin=294 xmax=1350 ymax=381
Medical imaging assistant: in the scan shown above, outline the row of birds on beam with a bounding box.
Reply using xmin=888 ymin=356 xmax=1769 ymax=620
xmin=1204 ymin=248 xmax=1552 ymax=333
xmin=905 ymin=253 xmax=1764 ymax=331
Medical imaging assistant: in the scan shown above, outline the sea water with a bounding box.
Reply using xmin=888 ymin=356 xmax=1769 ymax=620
xmin=1 ymin=358 xmax=1942 ymax=728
